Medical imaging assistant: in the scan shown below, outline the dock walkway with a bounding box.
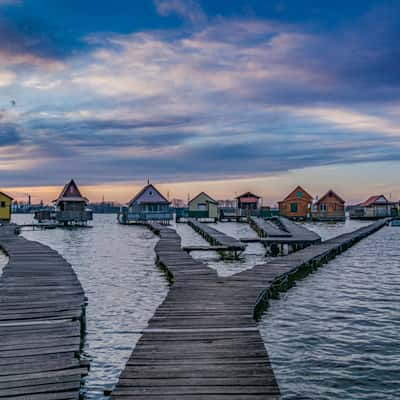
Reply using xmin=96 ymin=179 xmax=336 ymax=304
xmin=187 ymin=219 xmax=246 ymax=253
xmin=0 ymin=224 xmax=88 ymax=400
xmin=248 ymin=217 xmax=291 ymax=238
xmin=247 ymin=217 xmax=321 ymax=255
xmin=112 ymin=219 xmax=387 ymax=399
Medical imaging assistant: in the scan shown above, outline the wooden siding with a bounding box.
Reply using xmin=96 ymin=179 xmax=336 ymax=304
xmin=313 ymin=191 xmax=345 ymax=220
xmin=279 ymin=187 xmax=312 ymax=219
xmin=188 ymin=193 xmax=218 ymax=219
xmin=0 ymin=193 xmax=12 ymax=221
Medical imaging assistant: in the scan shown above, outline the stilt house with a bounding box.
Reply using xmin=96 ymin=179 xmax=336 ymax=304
xmin=188 ymin=192 xmax=218 ymax=221
xmin=34 ymin=179 xmax=92 ymax=225
xmin=349 ymin=195 xmax=397 ymax=219
xmin=119 ymin=183 xmax=172 ymax=224
xmin=312 ymin=190 xmax=346 ymax=221
xmin=278 ymin=186 xmax=313 ymax=220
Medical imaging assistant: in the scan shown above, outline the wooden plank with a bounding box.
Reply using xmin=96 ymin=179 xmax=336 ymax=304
xmin=0 ymin=224 xmax=88 ymax=398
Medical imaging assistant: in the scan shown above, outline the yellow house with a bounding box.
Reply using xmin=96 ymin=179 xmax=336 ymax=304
xmin=188 ymin=192 xmax=219 ymax=220
xmin=0 ymin=191 xmax=13 ymax=222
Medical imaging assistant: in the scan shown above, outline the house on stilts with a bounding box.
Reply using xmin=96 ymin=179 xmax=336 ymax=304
xmin=118 ymin=183 xmax=173 ymax=224
xmin=176 ymin=192 xmax=218 ymax=222
xmin=312 ymin=190 xmax=346 ymax=221
xmin=34 ymin=179 xmax=93 ymax=226
xmin=278 ymin=186 xmax=313 ymax=220
xmin=349 ymin=195 xmax=397 ymax=219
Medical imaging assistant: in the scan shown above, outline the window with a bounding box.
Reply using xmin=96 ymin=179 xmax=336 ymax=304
xmin=0 ymin=201 xmax=6 ymax=208
xmin=290 ymin=202 xmax=298 ymax=213
xmin=320 ymin=203 xmax=327 ymax=212
xmin=149 ymin=190 xmax=153 ymax=196
xmin=296 ymin=191 xmax=303 ymax=198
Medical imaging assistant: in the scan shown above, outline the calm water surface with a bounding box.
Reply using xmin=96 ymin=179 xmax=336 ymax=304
xmin=13 ymin=214 xmax=168 ymax=399
xmin=260 ymin=225 xmax=400 ymax=400
xmin=303 ymin=219 xmax=372 ymax=241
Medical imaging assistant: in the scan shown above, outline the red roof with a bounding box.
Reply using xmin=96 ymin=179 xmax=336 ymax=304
xmin=361 ymin=195 xmax=391 ymax=207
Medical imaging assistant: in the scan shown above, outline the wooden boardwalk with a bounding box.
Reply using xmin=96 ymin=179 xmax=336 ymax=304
xmin=187 ymin=219 xmax=246 ymax=253
xmin=247 ymin=218 xmax=291 ymax=238
xmin=247 ymin=217 xmax=321 ymax=255
xmin=111 ymin=219 xmax=387 ymax=399
xmin=0 ymin=224 xmax=88 ymax=399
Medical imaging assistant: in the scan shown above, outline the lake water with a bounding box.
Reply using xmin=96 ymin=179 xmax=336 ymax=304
xmin=9 ymin=215 xmax=399 ymax=399
xmin=259 ymin=225 xmax=400 ymax=400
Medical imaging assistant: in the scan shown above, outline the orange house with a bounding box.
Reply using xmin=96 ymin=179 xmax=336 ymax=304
xmin=278 ymin=186 xmax=313 ymax=220
xmin=313 ymin=190 xmax=345 ymax=221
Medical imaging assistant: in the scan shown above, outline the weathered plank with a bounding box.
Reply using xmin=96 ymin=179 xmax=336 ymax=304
xmin=187 ymin=219 xmax=246 ymax=256
xmin=0 ymin=224 xmax=88 ymax=399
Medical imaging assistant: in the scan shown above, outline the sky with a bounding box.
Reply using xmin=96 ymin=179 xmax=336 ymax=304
xmin=0 ymin=0 xmax=399 ymax=204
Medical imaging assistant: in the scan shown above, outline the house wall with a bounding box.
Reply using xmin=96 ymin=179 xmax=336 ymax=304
xmin=60 ymin=201 xmax=86 ymax=212
xmin=0 ymin=194 xmax=12 ymax=221
xmin=130 ymin=203 xmax=169 ymax=213
xmin=279 ymin=199 xmax=310 ymax=219
xmin=208 ymin=203 xmax=219 ymax=219
xmin=313 ymin=195 xmax=345 ymax=220
xmin=279 ymin=189 xmax=312 ymax=219
xmin=237 ymin=197 xmax=259 ymax=210
xmin=350 ymin=204 xmax=395 ymax=219
xmin=189 ymin=193 xmax=218 ymax=218
xmin=365 ymin=205 xmax=391 ymax=218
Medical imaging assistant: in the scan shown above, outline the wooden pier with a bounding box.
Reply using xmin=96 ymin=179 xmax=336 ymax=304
xmin=248 ymin=217 xmax=321 ymax=256
xmin=187 ymin=219 xmax=246 ymax=258
xmin=111 ymin=219 xmax=387 ymax=399
xmin=0 ymin=224 xmax=88 ymax=399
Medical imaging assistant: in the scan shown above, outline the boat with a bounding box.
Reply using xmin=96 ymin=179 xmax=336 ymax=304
xmin=390 ymin=219 xmax=400 ymax=226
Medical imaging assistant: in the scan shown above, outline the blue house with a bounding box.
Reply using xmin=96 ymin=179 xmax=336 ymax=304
xmin=118 ymin=183 xmax=173 ymax=224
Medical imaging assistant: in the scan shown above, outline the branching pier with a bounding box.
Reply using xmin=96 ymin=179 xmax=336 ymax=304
xmin=0 ymin=224 xmax=88 ymax=399
xmin=247 ymin=217 xmax=321 ymax=256
xmin=111 ymin=219 xmax=387 ymax=400
xmin=187 ymin=219 xmax=246 ymax=259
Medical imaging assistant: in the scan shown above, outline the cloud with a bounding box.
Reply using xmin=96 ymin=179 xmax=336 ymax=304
xmin=154 ymin=0 xmax=207 ymax=25
xmin=0 ymin=2 xmax=400 ymax=187
xmin=0 ymin=123 xmax=21 ymax=146
xmin=282 ymin=106 xmax=400 ymax=138
xmin=0 ymin=18 xmax=65 ymax=69
xmin=0 ymin=70 xmax=16 ymax=86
